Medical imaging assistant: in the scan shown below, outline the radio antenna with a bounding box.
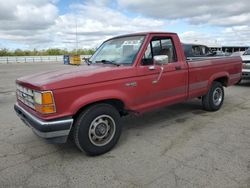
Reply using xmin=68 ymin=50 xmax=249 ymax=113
xmin=75 ymin=15 xmax=78 ymax=55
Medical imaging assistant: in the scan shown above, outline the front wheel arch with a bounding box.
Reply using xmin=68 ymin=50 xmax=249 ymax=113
xmin=73 ymin=99 xmax=126 ymax=120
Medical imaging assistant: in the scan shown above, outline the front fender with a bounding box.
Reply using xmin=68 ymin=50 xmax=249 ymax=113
xmin=69 ymin=89 xmax=130 ymax=114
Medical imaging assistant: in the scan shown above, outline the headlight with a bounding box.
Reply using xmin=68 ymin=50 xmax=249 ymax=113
xmin=34 ymin=91 xmax=56 ymax=114
xmin=34 ymin=91 xmax=42 ymax=104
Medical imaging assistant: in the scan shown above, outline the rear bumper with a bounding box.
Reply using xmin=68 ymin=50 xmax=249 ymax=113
xmin=242 ymin=69 xmax=250 ymax=80
xmin=14 ymin=103 xmax=73 ymax=143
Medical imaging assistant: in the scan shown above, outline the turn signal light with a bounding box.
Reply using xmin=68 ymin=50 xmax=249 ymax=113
xmin=42 ymin=92 xmax=54 ymax=104
xmin=34 ymin=91 xmax=56 ymax=114
xmin=35 ymin=104 xmax=56 ymax=114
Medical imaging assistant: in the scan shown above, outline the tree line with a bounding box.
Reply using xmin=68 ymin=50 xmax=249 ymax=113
xmin=0 ymin=48 xmax=95 ymax=56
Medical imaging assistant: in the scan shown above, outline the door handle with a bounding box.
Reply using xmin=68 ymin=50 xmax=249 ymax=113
xmin=175 ymin=66 xmax=181 ymax=70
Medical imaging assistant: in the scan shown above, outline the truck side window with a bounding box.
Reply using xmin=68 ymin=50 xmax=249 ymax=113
xmin=142 ymin=43 xmax=153 ymax=65
xmin=160 ymin=39 xmax=177 ymax=62
xmin=142 ymin=37 xmax=177 ymax=65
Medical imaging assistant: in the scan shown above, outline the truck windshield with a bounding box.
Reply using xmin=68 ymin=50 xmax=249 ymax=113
xmin=89 ymin=35 xmax=145 ymax=65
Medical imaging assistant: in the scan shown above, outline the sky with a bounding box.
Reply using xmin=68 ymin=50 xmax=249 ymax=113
xmin=0 ymin=0 xmax=250 ymax=50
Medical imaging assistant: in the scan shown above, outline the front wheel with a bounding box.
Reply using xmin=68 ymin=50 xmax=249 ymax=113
xmin=202 ymin=81 xmax=224 ymax=111
xmin=73 ymin=103 xmax=122 ymax=155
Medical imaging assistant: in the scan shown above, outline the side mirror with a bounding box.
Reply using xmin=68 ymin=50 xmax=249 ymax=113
xmin=153 ymin=55 xmax=169 ymax=65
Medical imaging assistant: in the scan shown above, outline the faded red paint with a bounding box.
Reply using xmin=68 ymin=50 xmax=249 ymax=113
xmin=16 ymin=32 xmax=242 ymax=121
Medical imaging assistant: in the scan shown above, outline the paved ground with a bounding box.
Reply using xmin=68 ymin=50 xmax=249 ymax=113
xmin=0 ymin=62 xmax=249 ymax=188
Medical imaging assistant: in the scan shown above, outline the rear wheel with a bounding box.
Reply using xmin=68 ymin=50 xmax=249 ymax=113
xmin=73 ymin=103 xmax=122 ymax=155
xmin=202 ymin=81 xmax=224 ymax=111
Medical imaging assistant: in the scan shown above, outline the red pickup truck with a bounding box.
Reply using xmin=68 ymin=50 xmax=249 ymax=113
xmin=14 ymin=32 xmax=242 ymax=155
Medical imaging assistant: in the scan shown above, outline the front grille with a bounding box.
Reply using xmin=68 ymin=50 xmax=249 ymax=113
xmin=16 ymin=84 xmax=35 ymax=109
xmin=243 ymin=61 xmax=250 ymax=64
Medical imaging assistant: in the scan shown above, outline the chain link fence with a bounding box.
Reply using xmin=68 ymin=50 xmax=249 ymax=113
xmin=0 ymin=55 xmax=91 ymax=64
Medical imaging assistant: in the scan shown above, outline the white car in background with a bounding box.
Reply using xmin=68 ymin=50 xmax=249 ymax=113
xmin=231 ymin=51 xmax=245 ymax=57
xmin=241 ymin=49 xmax=250 ymax=81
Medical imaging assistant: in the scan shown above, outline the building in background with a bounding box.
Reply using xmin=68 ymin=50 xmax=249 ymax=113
xmin=185 ymin=40 xmax=249 ymax=53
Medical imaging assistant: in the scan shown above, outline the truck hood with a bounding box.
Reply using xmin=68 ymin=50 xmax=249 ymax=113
xmin=16 ymin=64 xmax=136 ymax=90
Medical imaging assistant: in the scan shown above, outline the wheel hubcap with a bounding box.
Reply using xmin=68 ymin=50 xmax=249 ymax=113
xmin=95 ymin=123 xmax=107 ymax=136
xmin=88 ymin=115 xmax=116 ymax=146
xmin=213 ymin=87 xmax=223 ymax=106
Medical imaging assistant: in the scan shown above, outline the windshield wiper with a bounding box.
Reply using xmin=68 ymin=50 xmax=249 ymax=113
xmin=95 ymin=60 xmax=120 ymax=66
xmin=82 ymin=58 xmax=92 ymax=65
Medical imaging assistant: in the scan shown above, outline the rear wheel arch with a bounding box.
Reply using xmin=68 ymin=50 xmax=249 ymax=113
xmin=214 ymin=76 xmax=229 ymax=87
xmin=208 ymin=72 xmax=229 ymax=88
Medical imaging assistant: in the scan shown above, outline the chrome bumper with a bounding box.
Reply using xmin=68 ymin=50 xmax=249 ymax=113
xmin=14 ymin=103 xmax=73 ymax=143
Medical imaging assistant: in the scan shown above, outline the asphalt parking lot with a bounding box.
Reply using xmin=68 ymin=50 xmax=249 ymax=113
xmin=0 ymin=62 xmax=249 ymax=188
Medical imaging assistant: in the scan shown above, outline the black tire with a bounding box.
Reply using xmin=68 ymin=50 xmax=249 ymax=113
xmin=73 ymin=103 xmax=122 ymax=156
xmin=202 ymin=81 xmax=224 ymax=111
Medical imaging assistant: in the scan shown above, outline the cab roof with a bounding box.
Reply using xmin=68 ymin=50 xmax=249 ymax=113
xmin=109 ymin=32 xmax=178 ymax=39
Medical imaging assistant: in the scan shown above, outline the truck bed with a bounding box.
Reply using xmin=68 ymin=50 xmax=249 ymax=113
xmin=187 ymin=56 xmax=242 ymax=99
xmin=186 ymin=56 xmax=235 ymax=62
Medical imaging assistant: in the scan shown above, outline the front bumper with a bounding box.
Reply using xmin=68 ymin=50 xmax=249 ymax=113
xmin=242 ymin=69 xmax=250 ymax=80
xmin=14 ymin=103 xmax=73 ymax=143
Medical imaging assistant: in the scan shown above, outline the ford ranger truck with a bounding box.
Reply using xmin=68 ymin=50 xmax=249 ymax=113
xmin=14 ymin=32 xmax=242 ymax=155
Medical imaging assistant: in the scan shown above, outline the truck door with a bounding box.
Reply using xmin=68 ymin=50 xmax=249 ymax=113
xmin=134 ymin=35 xmax=188 ymax=112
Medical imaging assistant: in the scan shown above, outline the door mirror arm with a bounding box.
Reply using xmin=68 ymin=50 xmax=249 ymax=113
xmin=151 ymin=55 xmax=168 ymax=84
xmin=152 ymin=64 xmax=164 ymax=84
